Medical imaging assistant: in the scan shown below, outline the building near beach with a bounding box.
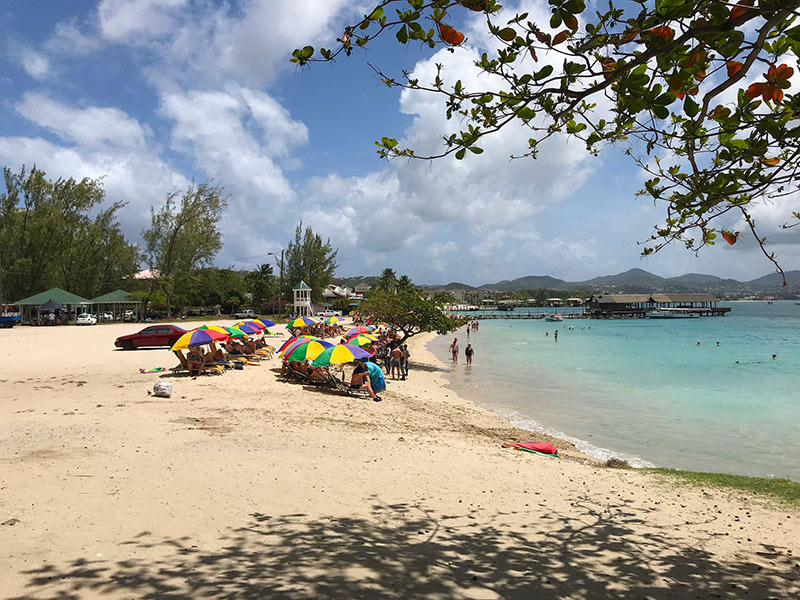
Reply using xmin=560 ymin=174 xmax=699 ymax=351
xmin=586 ymin=293 xmax=729 ymax=317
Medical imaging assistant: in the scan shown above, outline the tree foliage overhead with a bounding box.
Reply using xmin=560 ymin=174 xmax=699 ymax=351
xmin=294 ymin=0 xmax=800 ymax=282
xmin=143 ymin=182 xmax=227 ymax=316
xmin=0 ymin=166 xmax=139 ymax=302
xmin=285 ymin=221 xmax=338 ymax=302
xmin=358 ymin=288 xmax=464 ymax=342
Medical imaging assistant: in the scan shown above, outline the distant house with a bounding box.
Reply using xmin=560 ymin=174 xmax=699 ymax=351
xmin=565 ymin=297 xmax=584 ymax=306
xmin=546 ymin=297 xmax=564 ymax=307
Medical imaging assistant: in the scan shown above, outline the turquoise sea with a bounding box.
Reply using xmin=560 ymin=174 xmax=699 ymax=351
xmin=427 ymin=301 xmax=800 ymax=479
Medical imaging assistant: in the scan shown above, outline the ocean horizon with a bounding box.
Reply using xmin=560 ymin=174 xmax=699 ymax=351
xmin=426 ymin=301 xmax=800 ymax=479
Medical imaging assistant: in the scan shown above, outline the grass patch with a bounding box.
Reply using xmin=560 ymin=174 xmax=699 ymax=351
xmin=646 ymin=468 xmax=800 ymax=508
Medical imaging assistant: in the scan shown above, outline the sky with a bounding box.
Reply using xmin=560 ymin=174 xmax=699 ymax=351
xmin=1 ymin=0 xmax=797 ymax=286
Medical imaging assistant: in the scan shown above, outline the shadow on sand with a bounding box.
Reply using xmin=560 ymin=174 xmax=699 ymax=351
xmin=10 ymin=498 xmax=799 ymax=599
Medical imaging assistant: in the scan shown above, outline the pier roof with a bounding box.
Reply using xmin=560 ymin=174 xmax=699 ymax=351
xmin=591 ymin=293 xmax=718 ymax=304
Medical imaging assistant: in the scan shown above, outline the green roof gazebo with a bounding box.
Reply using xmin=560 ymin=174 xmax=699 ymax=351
xmin=14 ymin=288 xmax=90 ymax=325
xmin=90 ymin=289 xmax=142 ymax=322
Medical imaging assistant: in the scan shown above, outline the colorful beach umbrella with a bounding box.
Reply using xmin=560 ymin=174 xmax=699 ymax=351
xmin=288 ymin=316 xmax=316 ymax=328
xmin=253 ymin=319 xmax=276 ymax=328
xmin=282 ymin=339 xmax=334 ymax=362
xmin=196 ymin=325 xmax=231 ymax=338
xmin=237 ymin=320 xmax=266 ymax=330
xmin=346 ymin=334 xmax=378 ymax=348
xmin=310 ymin=344 xmax=373 ymax=366
xmin=346 ymin=326 xmax=372 ymax=337
xmin=221 ymin=326 xmax=247 ymax=338
xmin=234 ymin=323 xmax=261 ymax=335
xmin=326 ymin=316 xmax=342 ymax=324
xmin=278 ymin=335 xmax=321 ymax=352
xmin=171 ymin=328 xmax=228 ymax=351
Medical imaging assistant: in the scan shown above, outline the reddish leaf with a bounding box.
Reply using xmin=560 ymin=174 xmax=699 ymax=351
xmin=726 ymin=61 xmax=743 ymax=77
xmin=535 ymin=31 xmax=549 ymax=44
xmin=721 ymin=231 xmax=737 ymax=245
xmin=772 ymin=87 xmax=784 ymax=103
xmin=564 ymin=13 xmax=578 ymax=31
xmin=776 ymin=63 xmax=794 ymax=80
xmin=694 ymin=71 xmax=706 ymax=82
xmin=745 ymin=82 xmax=769 ymax=99
xmin=552 ymin=30 xmax=569 ymax=45
xmin=602 ymin=58 xmax=616 ymax=81
xmin=649 ymin=26 xmax=674 ymax=40
xmin=685 ymin=48 xmax=705 ymax=68
xmin=620 ymin=28 xmax=638 ymax=44
xmin=530 ymin=48 xmax=538 ymax=62
xmin=688 ymin=86 xmax=699 ymax=96
xmin=730 ymin=0 xmax=753 ymax=21
xmin=763 ymin=157 xmax=780 ymax=166
xmin=438 ymin=23 xmax=465 ymax=46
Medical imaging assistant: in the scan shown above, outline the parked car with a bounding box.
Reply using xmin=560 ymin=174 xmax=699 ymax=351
xmin=76 ymin=313 xmax=98 ymax=326
xmin=233 ymin=308 xmax=255 ymax=319
xmin=99 ymin=312 xmax=113 ymax=321
xmin=146 ymin=311 xmax=164 ymax=320
xmin=123 ymin=310 xmax=135 ymax=321
xmin=114 ymin=324 xmax=186 ymax=350
xmin=319 ymin=309 xmax=342 ymax=317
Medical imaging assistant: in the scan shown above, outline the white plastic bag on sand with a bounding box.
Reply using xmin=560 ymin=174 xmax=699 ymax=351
xmin=153 ymin=381 xmax=172 ymax=398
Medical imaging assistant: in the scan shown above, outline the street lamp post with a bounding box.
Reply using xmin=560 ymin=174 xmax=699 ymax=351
xmin=267 ymin=250 xmax=284 ymax=317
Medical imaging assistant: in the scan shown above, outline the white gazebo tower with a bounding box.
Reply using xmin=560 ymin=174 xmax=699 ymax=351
xmin=292 ymin=281 xmax=313 ymax=317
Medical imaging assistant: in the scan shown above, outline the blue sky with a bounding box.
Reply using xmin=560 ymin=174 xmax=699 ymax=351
xmin=1 ymin=0 xmax=796 ymax=285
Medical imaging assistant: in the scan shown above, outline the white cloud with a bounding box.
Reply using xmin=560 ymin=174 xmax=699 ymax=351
xmin=97 ymin=0 xmax=188 ymax=42
xmin=16 ymin=93 xmax=151 ymax=150
xmin=45 ymin=21 xmax=102 ymax=55
xmin=16 ymin=47 xmax=51 ymax=80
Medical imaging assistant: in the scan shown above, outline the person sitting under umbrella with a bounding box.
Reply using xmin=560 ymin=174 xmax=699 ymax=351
xmin=350 ymin=360 xmax=384 ymax=402
xmin=186 ymin=347 xmax=207 ymax=376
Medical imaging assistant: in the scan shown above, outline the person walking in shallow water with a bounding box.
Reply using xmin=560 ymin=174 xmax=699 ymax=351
xmin=465 ymin=343 xmax=474 ymax=365
xmin=554 ymin=330 xmax=558 ymax=342
xmin=450 ymin=337 xmax=459 ymax=363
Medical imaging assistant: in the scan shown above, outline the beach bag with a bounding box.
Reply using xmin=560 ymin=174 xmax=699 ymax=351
xmin=153 ymin=381 xmax=172 ymax=398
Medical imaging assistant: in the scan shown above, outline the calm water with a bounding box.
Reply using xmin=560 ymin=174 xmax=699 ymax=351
xmin=427 ymin=302 xmax=800 ymax=479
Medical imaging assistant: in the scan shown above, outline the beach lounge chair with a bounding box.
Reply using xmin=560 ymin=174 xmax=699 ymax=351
xmin=328 ymin=375 xmax=371 ymax=398
xmin=171 ymin=351 xmax=225 ymax=376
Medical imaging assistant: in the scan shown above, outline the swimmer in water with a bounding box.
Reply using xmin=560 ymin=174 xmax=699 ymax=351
xmin=696 ymin=341 xmax=701 ymax=346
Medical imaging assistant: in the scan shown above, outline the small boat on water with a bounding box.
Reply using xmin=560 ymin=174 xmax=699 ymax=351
xmin=646 ymin=308 xmax=699 ymax=319
xmin=545 ymin=314 xmax=563 ymax=322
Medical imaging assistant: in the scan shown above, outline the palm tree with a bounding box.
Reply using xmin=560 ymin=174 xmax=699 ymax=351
xmin=377 ymin=267 xmax=397 ymax=293
xmin=396 ymin=274 xmax=414 ymax=293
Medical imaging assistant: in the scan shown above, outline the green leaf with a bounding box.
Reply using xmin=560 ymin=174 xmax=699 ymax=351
xmin=396 ymin=25 xmax=408 ymax=44
xmin=653 ymin=105 xmax=669 ymax=119
xmin=550 ymin=10 xmax=562 ymax=29
xmin=534 ymin=65 xmax=554 ymax=80
xmin=455 ymin=148 xmax=466 ymax=160
xmin=684 ymin=96 xmax=699 ymax=118
xmin=469 ymin=146 xmax=484 ymax=154
xmin=369 ymin=7 xmax=383 ymax=20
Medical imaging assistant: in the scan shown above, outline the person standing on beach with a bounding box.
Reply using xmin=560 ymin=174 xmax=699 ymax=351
xmin=401 ymin=344 xmax=410 ymax=379
xmin=390 ymin=346 xmax=404 ymax=380
xmin=465 ymin=343 xmax=474 ymax=365
xmin=450 ymin=338 xmax=459 ymax=363
xmin=554 ymin=330 xmax=558 ymax=342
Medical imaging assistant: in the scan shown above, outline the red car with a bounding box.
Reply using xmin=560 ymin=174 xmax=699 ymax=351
xmin=115 ymin=324 xmax=186 ymax=350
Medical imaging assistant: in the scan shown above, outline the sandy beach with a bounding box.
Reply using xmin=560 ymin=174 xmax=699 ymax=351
xmin=1 ymin=321 xmax=799 ymax=599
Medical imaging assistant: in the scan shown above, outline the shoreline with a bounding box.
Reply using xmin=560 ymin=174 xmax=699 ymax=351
xmin=420 ymin=333 xmax=655 ymax=469
xmin=2 ymin=322 xmax=800 ymax=597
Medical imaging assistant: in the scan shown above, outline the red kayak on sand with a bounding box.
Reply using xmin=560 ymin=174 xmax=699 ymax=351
xmin=502 ymin=442 xmax=560 ymax=457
